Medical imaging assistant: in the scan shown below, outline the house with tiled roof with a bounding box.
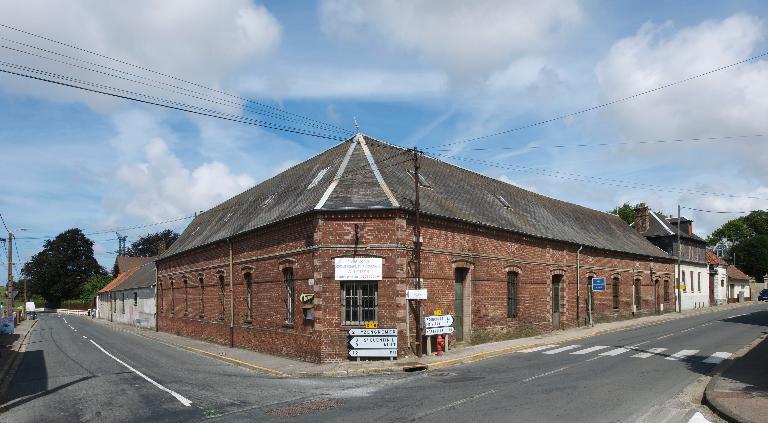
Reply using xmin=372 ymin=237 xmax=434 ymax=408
xmin=726 ymin=265 xmax=752 ymax=302
xmin=156 ymin=134 xmax=675 ymax=362
xmin=633 ymin=203 xmax=709 ymax=311
xmin=706 ymin=250 xmax=728 ymax=305
xmin=97 ymin=257 xmax=157 ymax=328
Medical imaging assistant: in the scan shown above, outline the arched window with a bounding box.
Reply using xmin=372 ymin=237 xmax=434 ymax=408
xmin=182 ymin=278 xmax=189 ymax=316
xmin=244 ymin=272 xmax=253 ymax=323
xmin=284 ymin=268 xmax=295 ymax=323
xmin=612 ymin=277 xmax=620 ymax=310
xmin=218 ymin=274 xmax=226 ymax=320
xmin=198 ymin=276 xmax=205 ymax=319
xmin=663 ymin=279 xmax=670 ymax=302
xmin=634 ymin=279 xmax=641 ymax=311
xmin=169 ymin=279 xmax=175 ymax=315
xmin=507 ymin=271 xmax=518 ymax=318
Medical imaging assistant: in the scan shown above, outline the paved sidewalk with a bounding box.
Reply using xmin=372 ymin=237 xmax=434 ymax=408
xmin=80 ymin=302 xmax=758 ymax=378
xmin=0 ymin=318 xmax=38 ymax=400
xmin=705 ymin=332 xmax=768 ymax=423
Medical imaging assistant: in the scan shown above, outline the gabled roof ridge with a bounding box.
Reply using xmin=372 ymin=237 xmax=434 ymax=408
xmin=650 ymin=210 xmax=674 ymax=235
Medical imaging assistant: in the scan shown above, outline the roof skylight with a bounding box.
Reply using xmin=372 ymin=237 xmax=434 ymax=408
xmin=307 ymin=166 xmax=331 ymax=189
xmin=495 ymin=194 xmax=511 ymax=208
xmin=407 ymin=170 xmax=432 ymax=188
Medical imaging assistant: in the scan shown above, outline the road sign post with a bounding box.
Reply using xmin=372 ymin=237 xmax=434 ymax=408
xmin=348 ymin=328 xmax=398 ymax=360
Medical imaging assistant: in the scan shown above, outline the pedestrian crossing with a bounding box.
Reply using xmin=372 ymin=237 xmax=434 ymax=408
xmin=520 ymin=343 xmax=732 ymax=364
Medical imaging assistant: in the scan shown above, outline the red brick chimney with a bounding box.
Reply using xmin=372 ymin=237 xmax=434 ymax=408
xmin=633 ymin=203 xmax=649 ymax=233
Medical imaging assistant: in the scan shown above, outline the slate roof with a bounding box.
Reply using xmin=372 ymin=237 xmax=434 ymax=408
xmin=638 ymin=210 xmax=706 ymax=243
xmin=727 ymin=265 xmax=752 ymax=282
xmin=706 ymin=250 xmax=728 ymax=266
xmin=115 ymin=256 xmax=154 ymax=274
xmin=112 ymin=261 xmax=156 ymax=291
xmin=161 ymin=134 xmax=670 ymax=260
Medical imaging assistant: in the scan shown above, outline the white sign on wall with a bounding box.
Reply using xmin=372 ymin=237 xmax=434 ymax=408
xmin=406 ymin=289 xmax=428 ymax=300
xmin=334 ymin=257 xmax=383 ymax=280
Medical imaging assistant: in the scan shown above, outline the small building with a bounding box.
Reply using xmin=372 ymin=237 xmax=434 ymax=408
xmin=633 ymin=204 xmax=709 ymax=310
xmin=706 ymin=250 xmax=728 ymax=306
xmin=97 ymin=257 xmax=157 ymax=329
xmin=726 ymin=266 xmax=752 ymax=303
xmin=156 ymin=134 xmax=675 ymax=363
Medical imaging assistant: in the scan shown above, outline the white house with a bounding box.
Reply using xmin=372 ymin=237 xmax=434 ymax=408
xmin=727 ymin=265 xmax=752 ymax=303
xmin=97 ymin=259 xmax=157 ymax=329
xmin=706 ymin=250 xmax=728 ymax=306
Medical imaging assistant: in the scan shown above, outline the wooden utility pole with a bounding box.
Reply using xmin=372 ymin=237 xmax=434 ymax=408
xmin=7 ymin=232 xmax=14 ymax=316
xmin=676 ymin=205 xmax=682 ymax=313
xmin=412 ymin=148 xmax=423 ymax=357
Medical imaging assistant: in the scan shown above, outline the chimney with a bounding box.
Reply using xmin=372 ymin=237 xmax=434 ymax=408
xmin=633 ymin=203 xmax=649 ymax=233
xmin=156 ymin=240 xmax=167 ymax=255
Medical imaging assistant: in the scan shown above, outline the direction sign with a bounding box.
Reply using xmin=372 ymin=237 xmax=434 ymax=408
xmin=591 ymin=277 xmax=606 ymax=292
xmin=424 ymin=315 xmax=453 ymax=328
xmin=425 ymin=326 xmax=455 ymax=336
xmin=348 ymin=349 xmax=397 ymax=357
xmin=348 ymin=328 xmax=397 ymax=336
xmin=406 ymin=289 xmax=427 ymax=300
xmin=349 ymin=336 xmax=397 ymax=349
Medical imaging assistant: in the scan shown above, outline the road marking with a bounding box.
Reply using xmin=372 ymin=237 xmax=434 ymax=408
xmin=631 ymin=347 xmax=666 ymax=358
xmin=570 ymin=346 xmax=610 ymax=355
xmin=82 ymin=335 xmax=87 ymax=339
xmin=599 ymin=347 xmax=630 ymax=356
xmin=666 ymin=349 xmax=699 ymax=361
xmin=702 ymin=352 xmax=731 ymax=364
xmin=519 ymin=344 xmax=558 ymax=353
xmin=89 ymin=340 xmax=192 ymax=407
xmin=656 ymin=333 xmax=675 ymax=340
xmin=726 ymin=313 xmax=747 ymax=319
xmin=543 ymin=345 xmax=581 ymax=355
xmin=418 ymin=389 xmax=497 ymax=417
xmin=522 ymin=366 xmax=569 ymax=382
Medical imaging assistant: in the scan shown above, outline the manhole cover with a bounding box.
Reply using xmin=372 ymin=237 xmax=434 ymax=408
xmin=266 ymin=399 xmax=342 ymax=417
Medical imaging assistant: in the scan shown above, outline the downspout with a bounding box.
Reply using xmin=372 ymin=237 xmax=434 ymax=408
xmin=576 ymin=245 xmax=582 ymax=327
xmin=155 ymin=266 xmax=159 ymax=332
xmin=228 ymin=238 xmax=234 ymax=348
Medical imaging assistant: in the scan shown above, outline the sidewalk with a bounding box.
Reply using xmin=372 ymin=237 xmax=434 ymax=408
xmin=86 ymin=302 xmax=756 ymax=378
xmin=704 ymin=332 xmax=768 ymax=423
xmin=0 ymin=318 xmax=38 ymax=400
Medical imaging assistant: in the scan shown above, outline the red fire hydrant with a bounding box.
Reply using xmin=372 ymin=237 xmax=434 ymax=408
xmin=436 ymin=335 xmax=445 ymax=356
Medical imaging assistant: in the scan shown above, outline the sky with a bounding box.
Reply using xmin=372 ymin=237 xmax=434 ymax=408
xmin=1 ymin=0 xmax=768 ymax=275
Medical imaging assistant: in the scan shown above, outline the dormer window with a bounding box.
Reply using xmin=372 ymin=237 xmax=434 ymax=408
xmin=407 ymin=170 xmax=432 ymax=188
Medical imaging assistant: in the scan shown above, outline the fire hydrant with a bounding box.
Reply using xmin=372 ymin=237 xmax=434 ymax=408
xmin=436 ymin=335 xmax=445 ymax=356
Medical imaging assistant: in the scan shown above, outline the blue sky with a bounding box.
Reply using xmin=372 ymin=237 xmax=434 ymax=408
xmin=2 ymin=0 xmax=768 ymax=274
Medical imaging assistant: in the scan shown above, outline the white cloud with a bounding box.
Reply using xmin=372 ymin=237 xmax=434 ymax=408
xmin=319 ymin=0 xmax=583 ymax=81
xmin=106 ymin=138 xmax=255 ymax=223
xmin=0 ymin=0 xmax=281 ymax=106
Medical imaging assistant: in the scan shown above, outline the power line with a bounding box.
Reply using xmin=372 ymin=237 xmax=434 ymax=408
xmin=680 ymin=206 xmax=758 ymax=214
xmin=424 ymin=50 xmax=768 ymax=151
xmin=0 ymin=40 xmax=351 ymax=135
xmin=433 ymin=133 xmax=766 ymax=153
xmin=0 ymin=64 xmax=346 ymax=141
xmin=0 ymin=212 xmax=9 ymax=232
xmin=0 ymin=23 xmax=352 ymax=135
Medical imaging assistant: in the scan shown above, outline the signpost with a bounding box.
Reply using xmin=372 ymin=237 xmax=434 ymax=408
xmin=406 ymin=289 xmax=427 ymax=300
xmin=348 ymin=328 xmax=398 ymax=360
xmin=425 ymin=326 xmax=454 ymax=336
xmin=424 ymin=314 xmax=453 ymax=328
xmin=423 ymin=314 xmax=454 ymax=355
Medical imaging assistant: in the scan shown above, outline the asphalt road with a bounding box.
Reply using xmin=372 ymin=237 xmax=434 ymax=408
xmin=1 ymin=303 xmax=766 ymax=422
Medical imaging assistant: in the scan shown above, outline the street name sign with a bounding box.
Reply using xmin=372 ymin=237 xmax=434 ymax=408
xmin=406 ymin=289 xmax=428 ymax=300
xmin=425 ymin=326 xmax=455 ymax=336
xmin=591 ymin=277 xmax=606 ymax=292
xmin=349 ymin=336 xmax=397 ymax=349
xmin=348 ymin=328 xmax=397 ymax=336
xmin=334 ymin=257 xmax=382 ymax=280
xmin=349 ymin=349 xmax=397 ymax=357
xmin=424 ymin=315 xmax=453 ymax=328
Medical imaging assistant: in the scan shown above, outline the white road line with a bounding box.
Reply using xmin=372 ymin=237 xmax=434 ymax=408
xmin=703 ymin=352 xmax=731 ymax=364
xmin=666 ymin=349 xmax=699 ymax=361
xmin=543 ymin=345 xmax=581 ymax=355
xmin=519 ymin=344 xmax=558 ymax=353
xmin=599 ymin=347 xmax=630 ymax=357
xmin=89 ymin=340 xmax=192 ymax=407
xmin=82 ymin=335 xmax=87 ymax=339
xmin=570 ymin=346 xmax=610 ymax=355
xmin=522 ymin=366 xmax=569 ymax=382
xmin=656 ymin=333 xmax=675 ymax=340
xmin=726 ymin=313 xmax=747 ymax=319
xmin=632 ymin=347 xmax=666 ymax=358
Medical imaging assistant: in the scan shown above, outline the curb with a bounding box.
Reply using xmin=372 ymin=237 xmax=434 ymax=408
xmin=0 ymin=319 xmax=39 ymax=401
xmin=703 ymin=333 xmax=767 ymax=423
xmin=79 ymin=303 xmax=756 ymax=378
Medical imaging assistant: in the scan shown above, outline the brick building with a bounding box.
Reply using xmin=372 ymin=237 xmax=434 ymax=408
xmin=156 ymin=134 xmax=675 ymax=363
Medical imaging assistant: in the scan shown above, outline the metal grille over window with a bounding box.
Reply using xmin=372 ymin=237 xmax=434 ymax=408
xmin=507 ymin=272 xmax=517 ymax=318
xmin=342 ymin=281 xmax=378 ymax=325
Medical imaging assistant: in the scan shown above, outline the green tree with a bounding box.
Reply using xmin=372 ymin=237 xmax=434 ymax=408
xmin=79 ymin=274 xmax=112 ymax=303
xmin=609 ymin=203 xmax=636 ymax=225
xmin=126 ymin=229 xmax=179 ymax=257
xmin=731 ymin=235 xmax=768 ymax=283
xmin=707 ymin=210 xmax=768 ymax=245
xmin=21 ymin=228 xmax=106 ymax=307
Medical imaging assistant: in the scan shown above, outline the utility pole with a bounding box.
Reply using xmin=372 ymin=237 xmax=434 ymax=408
xmin=412 ymin=148 xmax=423 ymax=357
xmin=7 ymin=232 xmax=13 ymax=318
xmin=116 ymin=232 xmax=127 ymax=256
xmin=676 ymin=205 xmax=682 ymax=313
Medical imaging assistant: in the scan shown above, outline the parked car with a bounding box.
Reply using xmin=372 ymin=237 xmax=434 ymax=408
xmin=758 ymin=289 xmax=768 ymax=302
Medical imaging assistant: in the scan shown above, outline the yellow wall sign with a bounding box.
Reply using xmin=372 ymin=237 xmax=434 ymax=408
xmin=364 ymin=321 xmax=379 ymax=329
xmin=434 ymin=310 xmax=442 ymax=316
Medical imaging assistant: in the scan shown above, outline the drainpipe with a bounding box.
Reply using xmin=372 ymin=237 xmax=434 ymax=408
xmin=155 ymin=266 xmax=159 ymax=332
xmin=576 ymin=245 xmax=582 ymax=327
xmin=228 ymin=238 xmax=234 ymax=348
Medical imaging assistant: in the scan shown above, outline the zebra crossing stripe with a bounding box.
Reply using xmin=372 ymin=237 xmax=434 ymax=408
xmin=631 ymin=347 xmax=666 ymax=358
xmin=599 ymin=347 xmax=630 ymax=356
xmin=543 ymin=345 xmax=581 ymax=355
xmin=570 ymin=346 xmax=610 ymax=355
xmin=703 ymin=352 xmax=731 ymax=364
xmin=666 ymin=349 xmax=699 ymax=360
xmin=519 ymin=345 xmax=558 ymax=353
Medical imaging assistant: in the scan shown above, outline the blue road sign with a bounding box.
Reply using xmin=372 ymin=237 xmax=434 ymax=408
xmin=592 ymin=277 xmax=606 ymax=292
